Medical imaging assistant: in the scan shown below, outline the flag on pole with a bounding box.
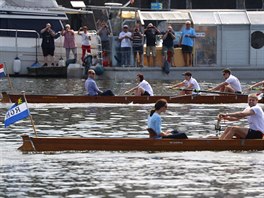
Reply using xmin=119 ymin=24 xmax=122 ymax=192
xmin=0 ymin=63 xmax=6 ymax=77
xmin=4 ymin=97 xmax=30 ymax=127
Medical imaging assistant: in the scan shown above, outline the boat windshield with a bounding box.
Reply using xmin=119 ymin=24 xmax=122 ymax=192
xmin=0 ymin=19 xmax=63 ymax=37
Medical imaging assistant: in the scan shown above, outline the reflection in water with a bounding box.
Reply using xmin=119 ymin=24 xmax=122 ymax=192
xmin=0 ymin=103 xmax=264 ymax=197
xmin=0 ymin=78 xmax=263 ymax=197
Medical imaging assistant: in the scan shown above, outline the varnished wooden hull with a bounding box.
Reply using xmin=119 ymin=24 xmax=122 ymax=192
xmin=19 ymin=135 xmax=264 ymax=152
xmin=3 ymin=92 xmax=260 ymax=104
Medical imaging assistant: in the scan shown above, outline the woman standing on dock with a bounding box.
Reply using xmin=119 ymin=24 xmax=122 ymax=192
xmin=61 ymin=24 xmax=77 ymax=62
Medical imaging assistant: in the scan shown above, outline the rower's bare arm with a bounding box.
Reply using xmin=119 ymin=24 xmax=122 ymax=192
xmin=249 ymin=80 xmax=264 ymax=90
xmin=211 ymin=82 xmax=227 ymax=91
xmin=125 ymin=86 xmax=137 ymax=94
xmin=169 ymin=82 xmax=184 ymax=89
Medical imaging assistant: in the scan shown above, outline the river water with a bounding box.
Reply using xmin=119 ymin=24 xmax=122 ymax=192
xmin=0 ymin=78 xmax=264 ymax=197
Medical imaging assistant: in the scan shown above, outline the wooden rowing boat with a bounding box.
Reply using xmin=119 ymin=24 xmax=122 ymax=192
xmin=2 ymin=92 xmax=261 ymax=104
xmin=19 ymin=134 xmax=264 ymax=152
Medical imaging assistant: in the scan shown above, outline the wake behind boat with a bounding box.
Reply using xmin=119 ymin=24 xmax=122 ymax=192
xmin=1 ymin=92 xmax=260 ymax=104
xmin=18 ymin=134 xmax=264 ymax=152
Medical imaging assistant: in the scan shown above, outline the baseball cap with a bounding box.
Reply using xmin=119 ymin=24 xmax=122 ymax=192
xmin=148 ymin=23 xmax=153 ymax=27
xmin=123 ymin=25 xmax=128 ymax=28
xmin=182 ymin=71 xmax=192 ymax=76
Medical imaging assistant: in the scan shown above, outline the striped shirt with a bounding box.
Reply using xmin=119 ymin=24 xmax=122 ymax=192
xmin=132 ymin=31 xmax=143 ymax=47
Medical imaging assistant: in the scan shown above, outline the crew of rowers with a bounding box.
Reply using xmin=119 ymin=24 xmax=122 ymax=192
xmin=85 ymin=68 xmax=264 ymax=141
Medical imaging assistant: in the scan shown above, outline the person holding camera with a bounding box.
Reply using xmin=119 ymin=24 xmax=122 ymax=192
xmin=97 ymin=22 xmax=111 ymax=52
xmin=162 ymin=25 xmax=176 ymax=65
xmin=61 ymin=24 xmax=77 ymax=62
xmin=144 ymin=23 xmax=160 ymax=66
xmin=118 ymin=25 xmax=132 ymax=66
xmin=132 ymin=27 xmax=144 ymax=67
xmin=40 ymin=23 xmax=59 ymax=67
xmin=78 ymin=26 xmax=91 ymax=65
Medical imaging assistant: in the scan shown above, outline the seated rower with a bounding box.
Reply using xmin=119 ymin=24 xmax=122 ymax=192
xmin=209 ymin=68 xmax=242 ymax=93
xmin=218 ymin=93 xmax=264 ymax=140
xmin=169 ymin=71 xmax=200 ymax=95
xmin=147 ymin=99 xmax=187 ymax=139
xmin=125 ymin=73 xmax=153 ymax=96
xmin=85 ymin=69 xmax=114 ymax=96
xmin=248 ymin=80 xmax=264 ymax=93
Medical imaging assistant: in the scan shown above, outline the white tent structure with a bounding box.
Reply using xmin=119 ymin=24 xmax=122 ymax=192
xmin=139 ymin=10 xmax=264 ymax=67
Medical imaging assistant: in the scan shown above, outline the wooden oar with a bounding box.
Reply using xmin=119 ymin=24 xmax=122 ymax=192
xmin=192 ymin=89 xmax=247 ymax=96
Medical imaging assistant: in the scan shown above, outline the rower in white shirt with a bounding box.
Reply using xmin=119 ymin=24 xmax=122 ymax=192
xmin=169 ymin=71 xmax=201 ymax=95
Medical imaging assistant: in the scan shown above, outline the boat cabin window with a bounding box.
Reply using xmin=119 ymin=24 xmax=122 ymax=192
xmin=0 ymin=19 xmax=63 ymax=38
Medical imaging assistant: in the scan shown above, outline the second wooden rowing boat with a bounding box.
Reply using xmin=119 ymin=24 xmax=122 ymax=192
xmin=2 ymin=92 xmax=259 ymax=104
xmin=18 ymin=134 xmax=264 ymax=152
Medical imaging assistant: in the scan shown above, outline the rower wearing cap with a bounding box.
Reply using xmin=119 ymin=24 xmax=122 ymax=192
xmin=169 ymin=71 xmax=200 ymax=95
xmin=218 ymin=93 xmax=264 ymax=140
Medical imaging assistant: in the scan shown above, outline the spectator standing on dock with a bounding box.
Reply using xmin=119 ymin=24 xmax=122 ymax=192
xmin=218 ymin=93 xmax=264 ymax=140
xmin=210 ymin=68 xmax=242 ymax=93
xmin=61 ymin=24 xmax=77 ymax=62
xmin=162 ymin=25 xmax=176 ymax=66
xmin=78 ymin=26 xmax=91 ymax=65
xmin=97 ymin=22 xmax=111 ymax=53
xmin=179 ymin=21 xmax=196 ymax=66
xmin=118 ymin=25 xmax=132 ymax=66
xmin=85 ymin=69 xmax=114 ymax=96
xmin=40 ymin=23 xmax=58 ymax=67
xmin=144 ymin=23 xmax=160 ymax=66
xmin=169 ymin=71 xmax=200 ymax=95
xmin=132 ymin=27 xmax=144 ymax=67
xmin=125 ymin=73 xmax=153 ymax=96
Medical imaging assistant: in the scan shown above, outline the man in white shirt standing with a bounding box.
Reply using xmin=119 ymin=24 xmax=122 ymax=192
xmin=210 ymin=68 xmax=242 ymax=93
xmin=218 ymin=93 xmax=264 ymax=139
xmin=119 ymin=25 xmax=132 ymax=66
xmin=169 ymin=71 xmax=200 ymax=95
xmin=125 ymin=73 xmax=154 ymax=96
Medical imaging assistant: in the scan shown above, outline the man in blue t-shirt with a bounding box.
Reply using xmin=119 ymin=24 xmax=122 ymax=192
xmin=179 ymin=21 xmax=196 ymax=66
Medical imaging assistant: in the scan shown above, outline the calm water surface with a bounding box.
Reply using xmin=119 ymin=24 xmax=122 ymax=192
xmin=0 ymin=78 xmax=264 ymax=197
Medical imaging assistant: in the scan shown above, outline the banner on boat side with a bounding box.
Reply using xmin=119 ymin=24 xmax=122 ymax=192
xmin=0 ymin=64 xmax=6 ymax=77
xmin=4 ymin=98 xmax=30 ymax=128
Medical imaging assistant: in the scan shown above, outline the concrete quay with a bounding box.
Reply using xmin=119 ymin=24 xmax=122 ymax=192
xmin=99 ymin=66 xmax=264 ymax=82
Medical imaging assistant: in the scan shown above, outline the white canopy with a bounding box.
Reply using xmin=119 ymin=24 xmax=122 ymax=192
xmin=138 ymin=10 xmax=190 ymax=25
xmin=139 ymin=10 xmax=264 ymax=25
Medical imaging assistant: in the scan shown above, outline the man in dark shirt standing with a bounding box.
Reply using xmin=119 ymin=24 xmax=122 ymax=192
xmin=144 ymin=23 xmax=160 ymax=66
xmin=162 ymin=25 xmax=176 ymax=65
xmin=40 ymin=23 xmax=58 ymax=67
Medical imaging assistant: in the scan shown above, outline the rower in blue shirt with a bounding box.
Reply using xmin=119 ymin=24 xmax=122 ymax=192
xmin=84 ymin=69 xmax=114 ymax=96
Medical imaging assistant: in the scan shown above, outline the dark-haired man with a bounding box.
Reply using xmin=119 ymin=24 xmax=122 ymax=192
xmin=210 ymin=69 xmax=242 ymax=93
xmin=125 ymin=73 xmax=154 ymax=96
xmin=169 ymin=71 xmax=200 ymax=95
